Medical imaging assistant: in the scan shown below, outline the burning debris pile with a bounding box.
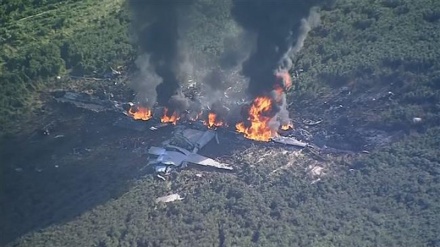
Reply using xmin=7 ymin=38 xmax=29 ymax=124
xmin=128 ymin=105 xmax=152 ymax=121
xmin=125 ymin=0 xmax=322 ymax=143
xmin=53 ymin=0 xmax=324 ymax=181
xmin=52 ymin=2 xmax=324 ymax=163
xmin=235 ymin=70 xmax=293 ymax=141
xmin=204 ymin=112 xmax=226 ymax=129
xmin=48 ymin=1 xmax=395 ymax=185
xmin=160 ymin=108 xmax=180 ymax=125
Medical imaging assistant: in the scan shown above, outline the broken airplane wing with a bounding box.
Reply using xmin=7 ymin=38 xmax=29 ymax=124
xmin=271 ymin=136 xmax=308 ymax=148
xmin=147 ymin=145 xmax=233 ymax=171
xmin=185 ymin=153 xmax=233 ymax=170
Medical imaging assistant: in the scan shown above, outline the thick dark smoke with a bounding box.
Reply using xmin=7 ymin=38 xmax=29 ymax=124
xmin=128 ymin=0 xmax=192 ymax=107
xmin=128 ymin=0 xmax=321 ymax=129
xmin=231 ymin=0 xmax=323 ymax=96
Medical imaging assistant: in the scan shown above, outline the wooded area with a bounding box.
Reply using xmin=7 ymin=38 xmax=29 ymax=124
xmin=0 ymin=0 xmax=133 ymax=134
xmin=1 ymin=0 xmax=439 ymax=246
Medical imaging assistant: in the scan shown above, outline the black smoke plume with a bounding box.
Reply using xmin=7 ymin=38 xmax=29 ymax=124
xmin=230 ymin=0 xmax=323 ymax=96
xmin=128 ymin=0 xmax=193 ymax=107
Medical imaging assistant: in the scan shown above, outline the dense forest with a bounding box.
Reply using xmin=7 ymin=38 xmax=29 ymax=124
xmin=1 ymin=0 xmax=439 ymax=246
xmin=296 ymin=0 xmax=440 ymax=130
xmin=0 ymin=0 xmax=134 ymax=135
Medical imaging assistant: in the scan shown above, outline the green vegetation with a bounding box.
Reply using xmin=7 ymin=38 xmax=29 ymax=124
xmin=1 ymin=0 xmax=440 ymax=246
xmin=296 ymin=0 xmax=440 ymax=129
xmin=0 ymin=0 xmax=134 ymax=135
xmin=5 ymin=129 xmax=440 ymax=246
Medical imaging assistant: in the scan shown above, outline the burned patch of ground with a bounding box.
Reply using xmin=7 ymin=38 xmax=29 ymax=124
xmin=292 ymin=83 xmax=410 ymax=152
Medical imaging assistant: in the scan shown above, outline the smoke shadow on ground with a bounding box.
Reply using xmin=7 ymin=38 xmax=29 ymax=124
xmin=0 ymin=103 xmax=244 ymax=245
xmin=0 ymin=105 xmax=173 ymax=245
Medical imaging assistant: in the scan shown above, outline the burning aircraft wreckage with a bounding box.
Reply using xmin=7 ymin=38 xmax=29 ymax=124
xmin=52 ymin=1 xmax=327 ymax=180
xmin=53 ymin=69 xmax=314 ymax=180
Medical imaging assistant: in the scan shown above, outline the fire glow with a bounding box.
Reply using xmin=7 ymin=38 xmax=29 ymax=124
xmin=275 ymin=70 xmax=292 ymax=91
xmin=281 ymin=122 xmax=293 ymax=130
xmin=161 ymin=108 xmax=180 ymax=125
xmin=235 ymin=71 xmax=294 ymax=141
xmin=235 ymin=96 xmax=276 ymax=142
xmin=126 ymin=71 xmax=293 ymax=141
xmin=204 ymin=112 xmax=224 ymax=129
xmin=128 ymin=105 xmax=152 ymax=121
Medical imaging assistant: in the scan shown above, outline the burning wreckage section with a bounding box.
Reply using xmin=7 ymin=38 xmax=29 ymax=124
xmin=53 ymin=70 xmax=310 ymax=178
xmin=52 ymin=2 xmax=325 ymax=179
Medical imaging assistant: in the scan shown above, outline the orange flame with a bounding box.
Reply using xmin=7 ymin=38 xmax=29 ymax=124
xmin=161 ymin=108 xmax=180 ymax=125
xmin=235 ymin=96 xmax=277 ymax=142
xmin=204 ymin=112 xmax=224 ymax=129
xmin=128 ymin=105 xmax=152 ymax=121
xmin=281 ymin=122 xmax=293 ymax=130
xmin=275 ymin=70 xmax=292 ymax=90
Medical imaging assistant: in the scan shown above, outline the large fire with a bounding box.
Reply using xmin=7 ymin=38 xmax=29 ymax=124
xmin=128 ymin=105 xmax=152 ymax=121
xmin=236 ymin=71 xmax=294 ymax=141
xmin=126 ymin=71 xmax=293 ymax=140
xmin=161 ymin=108 xmax=180 ymax=125
xmin=204 ymin=112 xmax=224 ymax=129
xmin=235 ymin=96 xmax=276 ymax=142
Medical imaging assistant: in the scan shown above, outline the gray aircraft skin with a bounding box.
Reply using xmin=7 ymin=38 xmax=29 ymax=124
xmin=146 ymin=127 xmax=233 ymax=179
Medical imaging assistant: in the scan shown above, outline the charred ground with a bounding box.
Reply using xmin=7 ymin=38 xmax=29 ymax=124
xmin=1 ymin=0 xmax=440 ymax=246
